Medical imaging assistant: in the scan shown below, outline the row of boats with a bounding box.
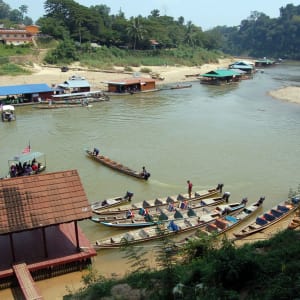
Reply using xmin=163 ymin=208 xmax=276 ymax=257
xmin=89 ymin=185 xmax=300 ymax=249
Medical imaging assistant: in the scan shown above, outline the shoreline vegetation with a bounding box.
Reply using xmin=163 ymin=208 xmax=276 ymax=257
xmin=0 ymin=58 xmax=299 ymax=104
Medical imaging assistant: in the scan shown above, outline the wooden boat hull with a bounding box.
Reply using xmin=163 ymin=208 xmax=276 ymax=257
xmin=33 ymin=104 xmax=92 ymax=109
xmin=93 ymin=184 xmax=224 ymax=215
xmin=233 ymin=198 xmax=300 ymax=239
xmin=90 ymin=192 xmax=134 ymax=212
xmin=93 ymin=190 xmax=225 ymax=216
xmin=93 ymin=216 xmax=216 ymax=249
xmin=170 ymin=84 xmax=192 ymax=89
xmin=92 ymin=203 xmax=246 ymax=249
xmin=201 ymin=199 xmax=264 ymax=236
xmin=85 ymin=149 xmax=150 ymax=180
xmin=92 ymin=201 xmax=245 ymax=229
xmin=96 ymin=219 xmax=157 ymax=228
xmin=93 ymin=196 xmax=225 ymax=221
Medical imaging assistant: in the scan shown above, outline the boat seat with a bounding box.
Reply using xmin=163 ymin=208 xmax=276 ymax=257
xmin=166 ymin=196 xmax=176 ymax=203
xmin=154 ymin=198 xmax=163 ymax=205
xmin=123 ymin=233 xmax=134 ymax=241
xmin=177 ymin=194 xmax=187 ymax=201
xmin=206 ymin=223 xmax=218 ymax=233
xmin=215 ymin=219 xmax=227 ymax=230
xmin=256 ymin=217 xmax=268 ymax=226
xmin=263 ymin=213 xmax=276 ymax=221
xmin=184 ymin=219 xmax=192 ymax=226
xmin=139 ymin=229 xmax=149 ymax=238
xmin=277 ymin=205 xmax=289 ymax=213
xmin=270 ymin=209 xmax=283 ymax=218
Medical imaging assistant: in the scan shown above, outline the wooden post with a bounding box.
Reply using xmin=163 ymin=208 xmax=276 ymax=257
xmin=74 ymin=221 xmax=80 ymax=252
xmin=9 ymin=233 xmax=16 ymax=262
xmin=42 ymin=227 xmax=48 ymax=258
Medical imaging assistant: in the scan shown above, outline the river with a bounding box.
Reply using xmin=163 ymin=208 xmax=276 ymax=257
xmin=0 ymin=61 xmax=300 ymax=299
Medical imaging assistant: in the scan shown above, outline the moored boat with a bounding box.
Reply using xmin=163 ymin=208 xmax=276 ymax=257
xmin=199 ymin=197 xmax=265 ymax=236
xmin=90 ymin=191 xmax=134 ymax=212
xmin=1 ymin=105 xmax=16 ymax=121
xmin=92 ymin=201 xmax=247 ymax=229
xmin=92 ymin=206 xmax=234 ymax=249
xmin=170 ymin=84 xmax=192 ymax=89
xmin=92 ymin=183 xmax=225 ymax=215
xmin=233 ymin=196 xmax=300 ymax=239
xmin=85 ymin=149 xmax=150 ymax=180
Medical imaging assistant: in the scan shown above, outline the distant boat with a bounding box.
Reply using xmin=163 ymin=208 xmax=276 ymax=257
xmin=170 ymin=84 xmax=192 ymax=89
xmin=1 ymin=105 xmax=16 ymax=122
xmin=7 ymin=150 xmax=46 ymax=178
xmin=85 ymin=149 xmax=150 ymax=180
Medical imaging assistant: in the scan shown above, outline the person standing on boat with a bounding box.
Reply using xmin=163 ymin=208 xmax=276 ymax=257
xmin=187 ymin=180 xmax=193 ymax=198
xmin=93 ymin=148 xmax=99 ymax=156
xmin=140 ymin=166 xmax=150 ymax=179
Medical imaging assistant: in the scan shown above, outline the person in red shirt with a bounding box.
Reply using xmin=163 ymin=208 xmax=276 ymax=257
xmin=187 ymin=180 xmax=193 ymax=198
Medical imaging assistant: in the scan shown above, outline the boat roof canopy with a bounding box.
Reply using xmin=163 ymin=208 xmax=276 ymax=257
xmin=10 ymin=151 xmax=45 ymax=164
xmin=1 ymin=105 xmax=15 ymax=111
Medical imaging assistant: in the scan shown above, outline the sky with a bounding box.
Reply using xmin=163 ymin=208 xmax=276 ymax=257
xmin=8 ymin=0 xmax=300 ymax=30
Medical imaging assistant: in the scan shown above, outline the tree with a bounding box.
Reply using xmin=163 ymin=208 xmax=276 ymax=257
xmin=19 ymin=4 xmax=28 ymax=21
xmin=9 ymin=9 xmax=22 ymax=23
xmin=0 ymin=0 xmax=10 ymax=19
xmin=126 ymin=17 xmax=146 ymax=50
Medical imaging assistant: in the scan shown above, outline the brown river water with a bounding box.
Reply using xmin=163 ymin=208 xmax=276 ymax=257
xmin=0 ymin=62 xmax=300 ymax=299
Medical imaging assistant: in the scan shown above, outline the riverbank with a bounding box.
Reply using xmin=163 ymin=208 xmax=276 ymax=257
xmin=0 ymin=58 xmax=235 ymax=89
xmin=0 ymin=59 xmax=299 ymax=104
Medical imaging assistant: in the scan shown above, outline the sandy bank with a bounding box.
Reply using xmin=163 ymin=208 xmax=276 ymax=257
xmin=268 ymin=86 xmax=300 ymax=104
xmin=0 ymin=58 xmax=236 ymax=91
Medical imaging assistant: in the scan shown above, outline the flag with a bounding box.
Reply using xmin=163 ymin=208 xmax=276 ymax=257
xmin=22 ymin=143 xmax=31 ymax=154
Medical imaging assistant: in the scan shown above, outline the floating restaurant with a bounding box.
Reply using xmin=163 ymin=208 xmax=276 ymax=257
xmin=104 ymin=77 xmax=158 ymax=94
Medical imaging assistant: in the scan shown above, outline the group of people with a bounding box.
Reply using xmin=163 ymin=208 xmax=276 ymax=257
xmin=10 ymin=158 xmax=40 ymax=177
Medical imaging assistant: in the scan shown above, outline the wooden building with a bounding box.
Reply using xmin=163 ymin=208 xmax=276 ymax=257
xmin=104 ymin=77 xmax=157 ymax=94
xmin=56 ymin=75 xmax=91 ymax=94
xmin=199 ymin=69 xmax=242 ymax=85
xmin=0 ymin=170 xmax=96 ymax=291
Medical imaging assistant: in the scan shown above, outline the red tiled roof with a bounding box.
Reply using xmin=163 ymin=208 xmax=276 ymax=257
xmin=0 ymin=170 xmax=91 ymax=235
xmin=105 ymin=77 xmax=155 ymax=85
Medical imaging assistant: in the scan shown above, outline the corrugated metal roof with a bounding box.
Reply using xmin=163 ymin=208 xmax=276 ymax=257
xmin=0 ymin=169 xmax=92 ymax=235
xmin=58 ymin=79 xmax=90 ymax=89
xmin=201 ymin=69 xmax=240 ymax=78
xmin=104 ymin=77 xmax=155 ymax=85
xmin=0 ymin=84 xmax=52 ymax=96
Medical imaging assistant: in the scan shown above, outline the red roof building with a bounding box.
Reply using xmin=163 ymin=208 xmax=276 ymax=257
xmin=0 ymin=170 xmax=95 ymax=289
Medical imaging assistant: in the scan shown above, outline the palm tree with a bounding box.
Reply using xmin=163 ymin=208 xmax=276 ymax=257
xmin=19 ymin=4 xmax=28 ymax=21
xmin=184 ymin=21 xmax=196 ymax=47
xmin=126 ymin=17 xmax=145 ymax=50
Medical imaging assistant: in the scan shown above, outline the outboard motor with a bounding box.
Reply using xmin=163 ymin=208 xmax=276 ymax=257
xmin=241 ymin=197 xmax=248 ymax=205
xmin=144 ymin=172 xmax=150 ymax=180
xmin=124 ymin=191 xmax=134 ymax=201
xmin=217 ymin=183 xmax=224 ymax=193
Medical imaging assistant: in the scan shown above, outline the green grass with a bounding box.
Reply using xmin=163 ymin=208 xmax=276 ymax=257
xmin=0 ymin=63 xmax=31 ymax=76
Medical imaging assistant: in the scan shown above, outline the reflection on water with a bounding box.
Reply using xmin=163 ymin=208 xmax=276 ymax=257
xmin=0 ymin=63 xmax=300 ymax=277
